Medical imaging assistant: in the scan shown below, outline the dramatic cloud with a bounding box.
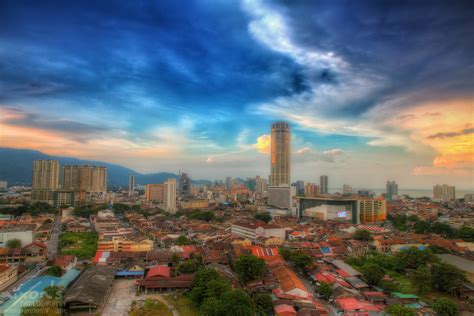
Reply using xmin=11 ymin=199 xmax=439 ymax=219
xmin=0 ymin=0 xmax=472 ymax=187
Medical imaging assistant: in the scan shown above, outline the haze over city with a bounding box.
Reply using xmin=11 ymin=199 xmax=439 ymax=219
xmin=0 ymin=0 xmax=473 ymax=189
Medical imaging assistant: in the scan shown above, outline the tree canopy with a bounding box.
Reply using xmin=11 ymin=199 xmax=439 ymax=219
xmin=233 ymin=254 xmax=265 ymax=284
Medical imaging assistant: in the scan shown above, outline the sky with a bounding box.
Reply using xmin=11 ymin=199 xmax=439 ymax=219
xmin=0 ymin=0 xmax=473 ymax=189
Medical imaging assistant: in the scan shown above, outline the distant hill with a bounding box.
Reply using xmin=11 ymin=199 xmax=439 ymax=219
xmin=0 ymin=148 xmax=212 ymax=186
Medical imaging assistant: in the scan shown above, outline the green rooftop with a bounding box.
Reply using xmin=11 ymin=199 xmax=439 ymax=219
xmin=391 ymin=292 xmax=419 ymax=299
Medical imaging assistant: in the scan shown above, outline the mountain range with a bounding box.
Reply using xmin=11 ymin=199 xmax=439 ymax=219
xmin=0 ymin=148 xmax=212 ymax=186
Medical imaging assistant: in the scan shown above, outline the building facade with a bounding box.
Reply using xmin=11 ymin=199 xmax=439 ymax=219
xmin=145 ymin=184 xmax=165 ymax=202
xmin=61 ymin=165 xmax=107 ymax=193
xmin=179 ymin=173 xmax=191 ymax=196
xmin=31 ymin=160 xmax=59 ymax=203
xmin=128 ymin=175 xmax=135 ymax=196
xmin=358 ymin=198 xmax=387 ymax=224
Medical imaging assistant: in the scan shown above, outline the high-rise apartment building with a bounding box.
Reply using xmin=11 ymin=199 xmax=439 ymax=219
xmin=145 ymin=184 xmax=165 ymax=202
xmin=270 ymin=122 xmax=290 ymax=186
xmin=320 ymin=175 xmax=328 ymax=194
xmin=255 ymin=176 xmax=268 ymax=194
xmin=164 ymin=178 xmax=177 ymax=213
xmin=386 ymin=180 xmax=398 ymax=200
xmin=305 ymin=183 xmax=320 ymax=196
xmin=433 ymin=184 xmax=455 ymax=202
xmin=32 ymin=160 xmax=59 ymax=191
xmin=343 ymin=184 xmax=353 ymax=196
xmin=61 ymin=165 xmax=107 ymax=192
xmin=358 ymin=198 xmax=387 ymax=224
xmin=31 ymin=160 xmax=59 ymax=203
xmin=179 ymin=172 xmax=191 ymax=196
xmin=0 ymin=181 xmax=7 ymax=190
xmin=225 ymin=177 xmax=232 ymax=190
xmin=128 ymin=175 xmax=135 ymax=196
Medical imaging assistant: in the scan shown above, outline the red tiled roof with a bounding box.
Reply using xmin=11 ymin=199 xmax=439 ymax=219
xmin=147 ymin=265 xmax=171 ymax=278
xmin=275 ymin=304 xmax=296 ymax=315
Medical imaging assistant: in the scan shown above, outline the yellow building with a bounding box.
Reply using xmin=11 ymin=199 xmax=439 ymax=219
xmin=145 ymin=184 xmax=165 ymax=202
xmin=97 ymin=236 xmax=153 ymax=252
xmin=359 ymin=198 xmax=387 ymax=224
xmin=180 ymin=199 xmax=209 ymax=209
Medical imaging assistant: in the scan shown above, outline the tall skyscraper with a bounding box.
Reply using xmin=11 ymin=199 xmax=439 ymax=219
xmin=128 ymin=175 xmax=135 ymax=196
xmin=358 ymin=198 xmax=387 ymax=224
xmin=31 ymin=160 xmax=60 ymax=203
xmin=164 ymin=178 xmax=177 ymax=213
xmin=433 ymin=184 xmax=455 ymax=202
xmin=343 ymin=184 xmax=353 ymax=196
xmin=320 ymin=175 xmax=328 ymax=194
xmin=270 ymin=122 xmax=290 ymax=186
xmin=61 ymin=165 xmax=107 ymax=192
xmin=225 ymin=177 xmax=232 ymax=190
xmin=179 ymin=172 xmax=191 ymax=196
xmin=386 ymin=180 xmax=398 ymax=200
xmin=32 ymin=160 xmax=59 ymax=190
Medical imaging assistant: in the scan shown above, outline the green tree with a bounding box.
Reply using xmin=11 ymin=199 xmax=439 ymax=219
xmin=45 ymin=265 xmax=62 ymax=277
xmin=43 ymin=285 xmax=61 ymax=300
xmin=432 ymin=262 xmax=466 ymax=295
xmin=413 ymin=220 xmax=431 ymax=234
xmin=176 ymin=235 xmax=192 ymax=245
xmin=354 ymin=229 xmax=372 ymax=241
xmin=201 ymin=297 xmax=225 ymax=316
xmin=254 ymin=212 xmax=272 ymax=224
xmin=408 ymin=215 xmax=419 ymax=222
xmin=394 ymin=247 xmax=437 ymax=272
xmin=361 ymin=262 xmax=385 ymax=285
xmin=457 ymin=225 xmax=474 ymax=242
xmin=253 ymin=293 xmax=273 ymax=315
xmin=220 ymin=290 xmax=254 ymax=316
xmin=6 ymin=238 xmax=21 ymax=248
xmin=317 ymin=282 xmax=332 ymax=300
xmin=190 ymin=268 xmax=228 ymax=304
xmin=409 ymin=266 xmax=432 ymax=295
xmin=385 ymin=304 xmax=415 ymax=316
xmin=433 ymin=298 xmax=459 ymax=316
xmin=178 ymin=259 xmax=199 ymax=274
xmin=233 ymin=255 xmax=265 ymax=284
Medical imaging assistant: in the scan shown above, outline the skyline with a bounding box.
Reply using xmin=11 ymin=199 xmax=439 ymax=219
xmin=0 ymin=1 xmax=473 ymax=189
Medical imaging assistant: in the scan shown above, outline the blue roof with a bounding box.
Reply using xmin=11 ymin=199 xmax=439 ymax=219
xmin=321 ymin=247 xmax=331 ymax=254
xmin=0 ymin=269 xmax=80 ymax=316
xmin=116 ymin=270 xmax=144 ymax=276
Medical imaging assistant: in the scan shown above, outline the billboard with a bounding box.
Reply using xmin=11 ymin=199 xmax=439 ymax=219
xmin=337 ymin=211 xmax=347 ymax=218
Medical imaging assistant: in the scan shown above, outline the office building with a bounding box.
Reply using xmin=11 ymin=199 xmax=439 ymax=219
xmin=433 ymin=184 xmax=456 ymax=202
xmin=270 ymin=122 xmax=290 ymax=186
xmin=164 ymin=178 xmax=177 ymax=213
xmin=320 ymin=175 xmax=328 ymax=194
xmin=61 ymin=165 xmax=107 ymax=193
xmin=31 ymin=160 xmax=59 ymax=203
xmin=145 ymin=184 xmax=165 ymax=202
xmin=358 ymin=198 xmax=387 ymax=224
xmin=0 ymin=181 xmax=7 ymax=190
xmin=128 ymin=175 xmax=135 ymax=196
xmin=386 ymin=180 xmax=398 ymax=201
xmin=464 ymin=193 xmax=474 ymax=203
xmin=343 ymin=184 xmax=353 ymax=196
xmin=179 ymin=172 xmax=191 ymax=196
xmin=305 ymin=183 xmax=320 ymax=196
xmin=295 ymin=180 xmax=305 ymax=195
xmin=244 ymin=178 xmax=256 ymax=191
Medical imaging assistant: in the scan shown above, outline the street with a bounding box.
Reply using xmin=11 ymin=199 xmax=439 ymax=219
xmin=48 ymin=214 xmax=61 ymax=260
